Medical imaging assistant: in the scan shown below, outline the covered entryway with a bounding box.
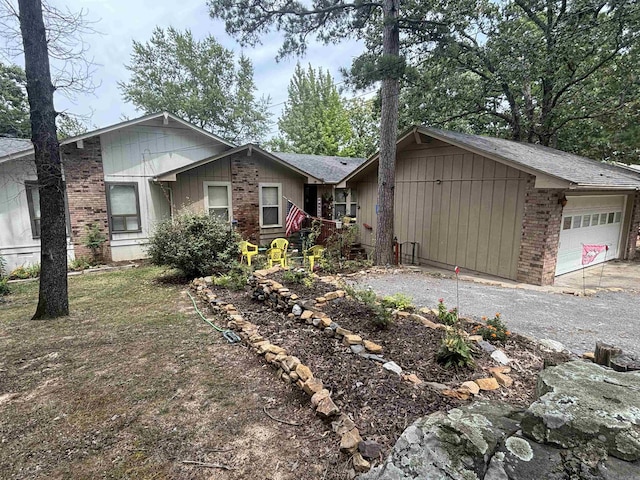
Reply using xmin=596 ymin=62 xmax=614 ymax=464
xmin=556 ymin=195 xmax=626 ymax=275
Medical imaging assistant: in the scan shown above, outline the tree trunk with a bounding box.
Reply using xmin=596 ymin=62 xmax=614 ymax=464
xmin=18 ymin=0 xmax=69 ymax=319
xmin=374 ymin=0 xmax=400 ymax=266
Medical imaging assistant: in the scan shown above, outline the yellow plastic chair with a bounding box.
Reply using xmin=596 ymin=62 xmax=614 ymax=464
xmin=239 ymin=240 xmax=258 ymax=266
xmin=270 ymin=238 xmax=289 ymax=266
xmin=306 ymin=245 xmax=325 ymax=272
xmin=266 ymin=247 xmax=286 ymax=268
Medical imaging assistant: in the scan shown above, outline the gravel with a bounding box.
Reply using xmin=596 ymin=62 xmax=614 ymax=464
xmin=355 ymin=273 xmax=640 ymax=358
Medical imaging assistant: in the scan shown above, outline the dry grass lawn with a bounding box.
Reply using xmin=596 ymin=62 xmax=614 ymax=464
xmin=0 ymin=267 xmax=342 ymax=479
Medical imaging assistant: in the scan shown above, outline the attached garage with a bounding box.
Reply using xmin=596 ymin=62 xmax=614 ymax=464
xmin=556 ymin=195 xmax=626 ymax=275
xmin=341 ymin=126 xmax=640 ymax=286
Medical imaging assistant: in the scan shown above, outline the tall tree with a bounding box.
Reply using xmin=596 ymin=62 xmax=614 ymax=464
xmin=395 ymin=0 xmax=640 ymax=152
xmin=208 ymin=0 xmax=422 ymax=264
xmin=0 ymin=62 xmax=30 ymax=137
xmin=17 ymin=0 xmax=68 ymax=318
xmin=277 ymin=63 xmax=353 ymax=156
xmin=119 ymin=27 xmax=270 ymax=144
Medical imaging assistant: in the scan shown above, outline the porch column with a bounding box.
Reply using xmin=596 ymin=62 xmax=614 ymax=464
xmin=230 ymin=152 xmax=260 ymax=242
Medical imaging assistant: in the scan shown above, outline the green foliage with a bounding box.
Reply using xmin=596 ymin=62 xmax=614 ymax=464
xmin=69 ymin=256 xmax=92 ymax=271
xmin=436 ymin=327 xmax=475 ymax=369
xmin=0 ymin=63 xmax=30 ymax=138
xmin=344 ymin=284 xmax=392 ymax=329
xmin=282 ymin=269 xmax=314 ymax=288
xmin=10 ymin=263 xmax=41 ymax=280
xmin=213 ymin=264 xmax=250 ymax=291
xmin=473 ymin=313 xmax=511 ymax=343
xmin=82 ymin=223 xmax=107 ymax=262
xmin=0 ymin=254 xmax=9 ymax=296
xmin=391 ymin=0 xmax=640 ymax=158
xmin=57 ymin=113 xmax=89 ymax=140
xmin=146 ymin=211 xmax=239 ymax=278
xmin=380 ymin=293 xmax=414 ymax=312
xmin=119 ymin=27 xmax=270 ymax=144
xmin=437 ymin=298 xmax=458 ymax=326
xmin=317 ymin=224 xmax=365 ymax=274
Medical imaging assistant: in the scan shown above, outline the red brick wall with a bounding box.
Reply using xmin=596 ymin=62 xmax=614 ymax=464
xmin=230 ymin=152 xmax=260 ymax=241
xmin=516 ymin=177 xmax=564 ymax=286
xmin=625 ymin=191 xmax=640 ymax=260
xmin=61 ymin=137 xmax=111 ymax=262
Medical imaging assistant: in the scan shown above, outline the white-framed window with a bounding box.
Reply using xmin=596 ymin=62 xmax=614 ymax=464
xmin=106 ymin=182 xmax=142 ymax=233
xmin=334 ymin=188 xmax=358 ymax=219
xmin=259 ymin=183 xmax=281 ymax=227
xmin=25 ymin=181 xmax=72 ymax=239
xmin=203 ymin=181 xmax=232 ymax=222
xmin=349 ymin=189 xmax=358 ymax=217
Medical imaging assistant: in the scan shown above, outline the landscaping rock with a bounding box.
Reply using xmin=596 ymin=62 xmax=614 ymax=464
xmin=320 ymin=317 xmax=332 ymax=328
xmin=310 ymin=389 xmax=330 ymax=407
xmin=539 ymin=338 xmax=565 ymax=353
xmin=361 ymin=353 xmax=386 ymax=363
xmin=336 ymin=326 xmax=353 ymax=337
xmin=402 ymin=373 xmax=422 ymax=385
xmin=460 ymin=381 xmax=480 ymax=395
xmin=478 ymin=340 xmax=497 ymax=353
xmin=325 ymin=291 xmax=339 ymax=301
xmin=468 ymin=334 xmax=483 ymax=342
xmin=363 ymin=340 xmax=383 ymax=353
xmin=340 ymin=428 xmax=363 ymax=453
xmin=442 ymin=388 xmax=471 ymax=400
xmin=521 ymin=360 xmax=640 ymax=461
xmin=295 ymin=364 xmax=313 ymax=382
xmin=302 ymin=377 xmax=324 ymax=396
xmin=493 ymin=372 xmax=514 ymax=387
xmin=315 ymin=296 xmax=327 ymax=303
xmin=359 ymin=440 xmax=383 ymax=459
xmin=316 ymin=396 xmax=340 ymax=418
xmin=312 ymin=318 xmax=322 ymax=327
xmin=281 ymin=355 xmax=300 ymax=373
xmin=382 ymin=361 xmax=402 ymax=375
xmin=475 ymin=377 xmax=500 ymax=391
xmin=263 ymin=344 xmax=287 ymax=356
xmin=350 ymin=344 xmax=365 ymax=354
xmin=352 ymin=452 xmax=371 ymax=473
xmin=332 ymin=414 xmax=356 ymax=435
xmin=292 ymin=304 xmax=302 ymax=316
xmin=343 ymin=334 xmax=363 ymax=346
xmin=300 ymin=310 xmax=313 ymax=321
xmin=323 ymin=327 xmax=334 ymax=337
xmin=583 ymin=351 xmax=595 ymax=361
xmin=491 ymin=349 xmax=511 ymax=365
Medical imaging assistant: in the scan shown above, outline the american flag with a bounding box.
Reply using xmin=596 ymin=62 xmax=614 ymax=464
xmin=285 ymin=200 xmax=307 ymax=237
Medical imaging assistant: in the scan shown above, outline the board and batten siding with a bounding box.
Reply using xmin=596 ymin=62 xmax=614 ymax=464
xmin=170 ymin=157 xmax=232 ymax=213
xmin=99 ymin=117 xmax=228 ymax=261
xmin=351 ymin=142 xmax=528 ymax=280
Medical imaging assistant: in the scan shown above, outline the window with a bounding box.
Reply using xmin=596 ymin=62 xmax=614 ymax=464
xmin=599 ymin=213 xmax=607 ymax=225
xmin=204 ymin=182 xmax=232 ymax=222
xmin=107 ymin=183 xmax=141 ymax=233
xmin=25 ymin=183 xmax=41 ymax=238
xmin=562 ymin=217 xmax=572 ymax=230
xmin=334 ymin=188 xmax=348 ymax=219
xmin=572 ymin=216 xmax=582 ymax=228
xmin=259 ymin=183 xmax=281 ymax=227
xmin=591 ymin=214 xmax=599 ymax=226
xmin=582 ymin=215 xmax=591 ymax=227
xmin=614 ymin=211 xmax=621 ymax=223
xmin=25 ymin=182 xmax=71 ymax=239
xmin=607 ymin=212 xmax=615 ymax=224
xmin=349 ymin=189 xmax=358 ymax=217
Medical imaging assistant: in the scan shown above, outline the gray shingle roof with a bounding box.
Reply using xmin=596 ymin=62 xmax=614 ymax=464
xmin=423 ymin=127 xmax=640 ymax=188
xmin=0 ymin=137 xmax=32 ymax=158
xmin=273 ymin=152 xmax=367 ymax=183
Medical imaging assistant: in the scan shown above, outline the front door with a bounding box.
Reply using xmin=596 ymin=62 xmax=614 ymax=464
xmin=303 ymin=185 xmax=317 ymax=215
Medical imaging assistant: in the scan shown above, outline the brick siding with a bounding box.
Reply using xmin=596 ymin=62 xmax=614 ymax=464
xmin=625 ymin=191 xmax=640 ymax=260
xmin=516 ymin=177 xmax=564 ymax=286
xmin=61 ymin=137 xmax=111 ymax=262
xmin=230 ymin=152 xmax=260 ymax=241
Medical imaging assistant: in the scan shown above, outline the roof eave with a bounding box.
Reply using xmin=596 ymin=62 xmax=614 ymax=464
xmin=568 ymin=184 xmax=640 ymax=191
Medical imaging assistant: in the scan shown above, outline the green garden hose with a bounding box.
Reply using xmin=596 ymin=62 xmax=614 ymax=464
xmin=187 ymin=291 xmax=240 ymax=343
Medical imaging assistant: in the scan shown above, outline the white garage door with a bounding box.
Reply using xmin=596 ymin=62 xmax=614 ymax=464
xmin=556 ymin=195 xmax=625 ymax=276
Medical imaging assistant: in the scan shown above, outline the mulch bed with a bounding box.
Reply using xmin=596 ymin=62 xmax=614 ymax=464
xmin=211 ymin=274 xmax=570 ymax=464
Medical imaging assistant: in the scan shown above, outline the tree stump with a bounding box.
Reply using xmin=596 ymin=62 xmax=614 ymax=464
xmin=594 ymin=342 xmax=622 ymax=367
xmin=609 ymin=354 xmax=640 ymax=372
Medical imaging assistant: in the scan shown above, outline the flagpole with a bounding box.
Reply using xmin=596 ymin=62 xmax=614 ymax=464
xmin=581 ymin=243 xmax=586 ymax=296
xmin=599 ymin=246 xmax=608 ymax=288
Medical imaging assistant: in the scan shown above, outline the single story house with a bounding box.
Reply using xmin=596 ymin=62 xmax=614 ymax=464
xmin=0 ymin=112 xmax=365 ymax=271
xmin=339 ymin=126 xmax=640 ymax=285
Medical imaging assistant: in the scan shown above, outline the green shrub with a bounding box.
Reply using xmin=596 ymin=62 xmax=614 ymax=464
xmin=344 ymin=285 xmax=393 ymax=328
xmin=282 ymin=269 xmax=314 ymax=288
xmin=147 ymin=211 xmax=239 ymax=278
xmin=0 ymin=277 xmax=9 ymax=296
xmin=214 ymin=264 xmax=250 ymax=291
xmin=473 ymin=313 xmax=511 ymax=343
xmin=437 ymin=298 xmax=459 ymax=326
xmin=10 ymin=263 xmax=40 ymax=280
xmin=69 ymin=256 xmax=92 ymax=271
xmin=436 ymin=327 xmax=475 ymax=369
xmin=381 ymin=293 xmax=414 ymax=311
xmin=82 ymin=223 xmax=107 ymax=262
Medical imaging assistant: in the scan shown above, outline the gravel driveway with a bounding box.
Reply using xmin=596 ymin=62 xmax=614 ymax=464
xmin=355 ymin=273 xmax=640 ymax=358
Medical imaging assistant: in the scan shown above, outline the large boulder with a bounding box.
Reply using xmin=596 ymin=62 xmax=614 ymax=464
xmin=521 ymin=361 xmax=640 ymax=461
xmin=361 ymin=361 xmax=640 ymax=480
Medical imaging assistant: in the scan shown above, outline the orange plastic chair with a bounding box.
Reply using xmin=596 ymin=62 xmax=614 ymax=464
xmin=239 ymin=240 xmax=258 ymax=266
xmin=266 ymin=247 xmax=286 ymax=268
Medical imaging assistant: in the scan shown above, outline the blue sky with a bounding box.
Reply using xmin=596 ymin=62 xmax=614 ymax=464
xmin=40 ymin=0 xmax=366 ymax=136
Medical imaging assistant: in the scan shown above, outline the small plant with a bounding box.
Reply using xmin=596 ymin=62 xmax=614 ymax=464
xmin=282 ymin=269 xmax=314 ymax=288
xmin=381 ymin=293 xmax=414 ymax=311
xmin=473 ymin=313 xmax=511 ymax=343
xmin=436 ymin=327 xmax=475 ymax=369
xmin=10 ymin=263 xmax=40 ymax=280
xmin=83 ymin=223 xmax=107 ymax=263
xmin=0 ymin=255 xmax=9 ymax=296
xmin=69 ymin=256 xmax=92 ymax=271
xmin=437 ymin=298 xmax=459 ymax=326
xmin=344 ymin=285 xmax=392 ymax=328
xmin=214 ymin=264 xmax=250 ymax=291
